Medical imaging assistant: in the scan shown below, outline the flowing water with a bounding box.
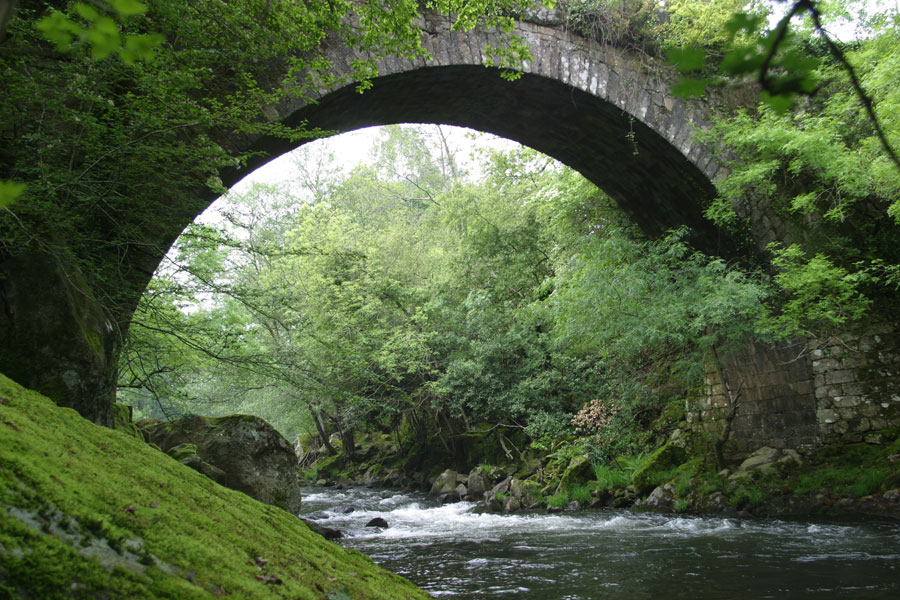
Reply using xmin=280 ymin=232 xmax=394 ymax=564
xmin=300 ymin=486 xmax=900 ymax=599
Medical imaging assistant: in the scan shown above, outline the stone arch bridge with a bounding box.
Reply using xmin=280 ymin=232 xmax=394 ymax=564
xmin=10 ymin=8 xmax=889 ymax=458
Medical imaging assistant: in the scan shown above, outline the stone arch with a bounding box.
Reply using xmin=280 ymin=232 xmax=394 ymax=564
xmin=222 ymin=13 xmax=727 ymax=249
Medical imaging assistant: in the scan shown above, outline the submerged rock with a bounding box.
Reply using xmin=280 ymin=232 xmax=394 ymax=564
xmin=139 ymin=414 xmax=302 ymax=514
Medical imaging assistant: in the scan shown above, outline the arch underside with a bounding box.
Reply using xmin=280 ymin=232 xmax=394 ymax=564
xmin=227 ymin=65 xmax=726 ymax=254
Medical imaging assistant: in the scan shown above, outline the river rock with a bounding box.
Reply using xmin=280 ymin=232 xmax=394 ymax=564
xmin=139 ymin=414 xmax=302 ymax=514
xmin=556 ymin=455 xmax=593 ymax=493
xmin=736 ymin=446 xmax=780 ymax=472
xmin=467 ymin=467 xmax=489 ymax=499
xmin=503 ymin=495 xmax=521 ymax=512
xmin=439 ymin=491 xmax=462 ymax=504
xmin=645 ymin=484 xmax=675 ymax=509
xmin=365 ymin=517 xmax=389 ymax=528
xmin=489 ymin=476 xmax=512 ymax=498
xmin=300 ymin=518 xmax=343 ymax=540
xmin=883 ymin=489 xmax=900 ymax=502
xmin=430 ymin=469 xmax=459 ymax=496
xmin=509 ymin=478 xmax=542 ymax=507
xmin=731 ymin=446 xmax=803 ymax=480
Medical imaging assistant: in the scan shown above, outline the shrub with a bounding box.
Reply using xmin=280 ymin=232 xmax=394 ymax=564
xmin=546 ymin=491 xmax=569 ymax=509
xmin=731 ymin=486 xmax=764 ymax=509
xmin=850 ymin=469 xmax=887 ymax=497
xmin=592 ymin=464 xmax=630 ymax=490
xmin=698 ymin=474 xmax=727 ymax=495
xmin=673 ymin=475 xmax=692 ymax=498
xmin=569 ymin=485 xmax=592 ymax=505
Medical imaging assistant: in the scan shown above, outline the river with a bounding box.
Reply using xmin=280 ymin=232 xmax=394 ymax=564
xmin=300 ymin=486 xmax=900 ymax=599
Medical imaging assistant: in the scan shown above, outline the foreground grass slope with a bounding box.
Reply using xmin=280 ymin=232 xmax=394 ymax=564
xmin=0 ymin=374 xmax=428 ymax=599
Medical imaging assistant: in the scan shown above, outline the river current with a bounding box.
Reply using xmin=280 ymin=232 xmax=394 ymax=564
xmin=299 ymin=486 xmax=900 ymax=599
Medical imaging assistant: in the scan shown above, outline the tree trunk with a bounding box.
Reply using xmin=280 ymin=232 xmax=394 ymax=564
xmin=0 ymin=0 xmax=18 ymax=44
xmin=310 ymin=408 xmax=337 ymax=456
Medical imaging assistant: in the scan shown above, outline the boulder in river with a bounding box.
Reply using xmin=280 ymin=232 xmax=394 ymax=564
xmin=366 ymin=517 xmax=389 ymax=528
xmin=138 ymin=414 xmax=302 ymax=514
xmin=300 ymin=518 xmax=343 ymax=540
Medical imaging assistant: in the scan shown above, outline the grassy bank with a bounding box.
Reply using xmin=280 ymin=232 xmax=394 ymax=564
xmin=0 ymin=374 xmax=428 ymax=599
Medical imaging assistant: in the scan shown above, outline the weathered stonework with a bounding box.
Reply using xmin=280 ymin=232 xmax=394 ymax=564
xmin=686 ymin=324 xmax=900 ymax=459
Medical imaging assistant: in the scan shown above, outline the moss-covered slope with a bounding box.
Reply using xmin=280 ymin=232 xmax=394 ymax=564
xmin=0 ymin=374 xmax=429 ymax=599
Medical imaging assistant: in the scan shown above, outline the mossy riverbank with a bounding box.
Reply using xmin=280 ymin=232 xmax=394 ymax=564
xmin=301 ymin=424 xmax=900 ymax=519
xmin=0 ymin=374 xmax=429 ymax=599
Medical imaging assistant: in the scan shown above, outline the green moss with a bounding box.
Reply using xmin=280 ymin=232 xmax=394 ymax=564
xmin=167 ymin=443 xmax=199 ymax=462
xmin=113 ymin=404 xmax=145 ymax=441
xmin=632 ymin=443 xmax=687 ymax=493
xmin=557 ymin=455 xmax=594 ymax=491
xmin=0 ymin=373 xmax=428 ymax=599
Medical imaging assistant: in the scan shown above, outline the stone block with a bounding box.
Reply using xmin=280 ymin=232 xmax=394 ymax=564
xmin=841 ymin=382 xmax=865 ymax=396
xmin=869 ymin=417 xmax=888 ymax=429
xmin=839 ymin=355 xmax=867 ymax=369
xmin=816 ymin=409 xmax=838 ymax=424
xmin=825 ymin=369 xmax=855 ymax=385
xmin=859 ymin=403 xmax=881 ymax=418
xmin=812 ymin=358 xmax=841 ymax=371
xmin=833 ymin=396 xmax=860 ymax=408
xmin=837 ymin=407 xmax=858 ymax=420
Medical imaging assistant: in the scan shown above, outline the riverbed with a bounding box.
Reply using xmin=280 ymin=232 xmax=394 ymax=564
xmin=300 ymin=486 xmax=900 ymax=599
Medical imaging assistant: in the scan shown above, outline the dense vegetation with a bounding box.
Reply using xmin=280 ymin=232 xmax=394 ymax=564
xmin=108 ymin=0 xmax=900 ymax=486
xmin=2 ymin=0 xmax=899 ymax=505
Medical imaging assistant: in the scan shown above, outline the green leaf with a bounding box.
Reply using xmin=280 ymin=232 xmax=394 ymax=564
xmin=665 ymin=47 xmax=706 ymax=74
xmin=724 ymin=13 xmax=763 ymax=38
xmin=760 ymin=91 xmax=795 ymax=115
xmin=721 ymin=46 xmax=764 ymax=76
xmin=74 ymin=3 xmax=100 ymax=22
xmin=0 ymin=181 xmax=26 ymax=209
xmin=111 ymin=0 xmax=148 ymax=17
xmin=86 ymin=17 xmax=121 ymax=60
xmin=121 ymin=33 xmax=163 ymax=64
xmin=34 ymin=12 xmax=82 ymax=51
xmin=671 ymin=77 xmax=710 ymax=99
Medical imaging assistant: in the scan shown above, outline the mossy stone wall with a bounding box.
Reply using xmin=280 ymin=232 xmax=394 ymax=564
xmin=0 ymin=252 xmax=118 ymax=426
xmin=686 ymin=324 xmax=900 ymax=460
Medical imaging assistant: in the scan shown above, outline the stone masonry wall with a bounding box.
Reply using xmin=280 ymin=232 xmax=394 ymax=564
xmin=685 ymin=324 xmax=900 ymax=459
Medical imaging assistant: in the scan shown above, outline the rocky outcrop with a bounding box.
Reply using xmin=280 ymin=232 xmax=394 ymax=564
xmin=139 ymin=414 xmax=302 ymax=514
xmin=727 ymin=446 xmax=802 ymax=483
xmin=0 ymin=252 xmax=118 ymax=426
